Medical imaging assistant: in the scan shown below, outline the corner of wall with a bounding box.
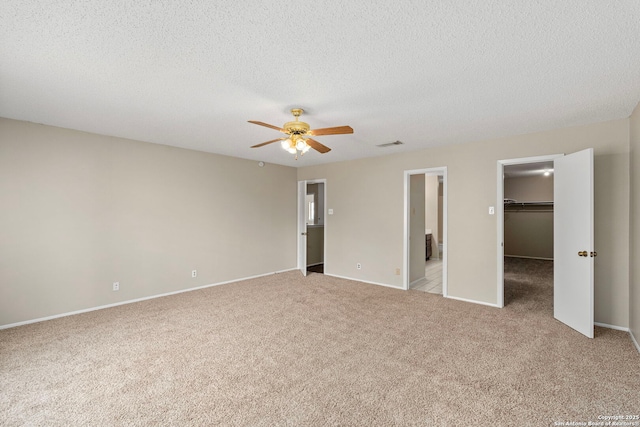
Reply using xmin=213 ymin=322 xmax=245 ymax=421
xmin=629 ymin=101 xmax=640 ymax=352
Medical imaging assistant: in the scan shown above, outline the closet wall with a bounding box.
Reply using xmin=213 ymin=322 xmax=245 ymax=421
xmin=504 ymin=174 xmax=554 ymax=259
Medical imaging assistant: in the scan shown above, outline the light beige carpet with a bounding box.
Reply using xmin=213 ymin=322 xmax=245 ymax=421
xmin=1 ymin=265 xmax=639 ymax=426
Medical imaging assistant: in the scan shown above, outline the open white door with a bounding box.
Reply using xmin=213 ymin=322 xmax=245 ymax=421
xmin=554 ymin=148 xmax=594 ymax=338
xmin=297 ymin=180 xmax=307 ymax=276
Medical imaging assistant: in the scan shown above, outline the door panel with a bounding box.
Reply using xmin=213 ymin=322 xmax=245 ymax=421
xmin=553 ymin=149 xmax=594 ymax=338
xmin=297 ymin=180 xmax=307 ymax=276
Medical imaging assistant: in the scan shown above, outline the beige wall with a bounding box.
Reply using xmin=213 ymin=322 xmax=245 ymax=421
xmin=0 ymin=118 xmax=297 ymax=327
xmin=630 ymin=102 xmax=640 ymax=344
xmin=505 ymin=174 xmax=554 ymax=201
xmin=306 ymin=226 xmax=324 ymax=266
xmin=410 ymin=174 xmax=425 ymax=283
xmin=504 ymin=175 xmax=554 ymax=259
xmin=298 ymin=119 xmax=630 ymax=327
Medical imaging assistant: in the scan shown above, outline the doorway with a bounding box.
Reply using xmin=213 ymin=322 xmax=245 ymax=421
xmin=497 ymin=155 xmax=561 ymax=307
xmin=403 ymin=167 xmax=447 ymax=295
xmin=497 ymin=150 xmax=595 ymax=338
xmin=305 ymin=182 xmax=325 ymax=274
xmin=297 ymin=179 xmax=327 ymax=276
xmin=502 ymin=160 xmax=555 ymax=313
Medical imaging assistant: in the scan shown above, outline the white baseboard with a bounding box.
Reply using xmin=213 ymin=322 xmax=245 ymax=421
xmin=594 ymin=322 xmax=629 ymax=332
xmin=306 ymin=262 xmax=323 ymax=267
xmin=0 ymin=268 xmax=298 ymax=330
xmin=323 ymin=273 xmax=403 ymax=290
xmin=593 ymin=323 xmax=640 ymax=353
xmin=630 ymin=330 xmax=640 ymax=354
xmin=445 ymin=295 xmax=502 ymax=308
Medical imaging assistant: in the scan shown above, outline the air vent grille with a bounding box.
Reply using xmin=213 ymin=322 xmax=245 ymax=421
xmin=377 ymin=140 xmax=404 ymax=148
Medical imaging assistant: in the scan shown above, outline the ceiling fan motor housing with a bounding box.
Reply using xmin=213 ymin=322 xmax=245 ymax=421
xmin=284 ymin=120 xmax=310 ymax=135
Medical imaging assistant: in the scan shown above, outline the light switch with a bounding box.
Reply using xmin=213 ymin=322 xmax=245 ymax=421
xmin=489 ymin=206 xmax=495 ymax=215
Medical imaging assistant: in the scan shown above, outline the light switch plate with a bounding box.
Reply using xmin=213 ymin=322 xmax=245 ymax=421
xmin=328 ymin=209 xmax=334 ymax=215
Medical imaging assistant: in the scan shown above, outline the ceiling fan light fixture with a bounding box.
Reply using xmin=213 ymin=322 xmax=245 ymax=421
xmin=249 ymin=108 xmax=352 ymax=158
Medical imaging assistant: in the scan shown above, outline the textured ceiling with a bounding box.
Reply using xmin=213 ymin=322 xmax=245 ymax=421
xmin=1 ymin=1 xmax=639 ymax=167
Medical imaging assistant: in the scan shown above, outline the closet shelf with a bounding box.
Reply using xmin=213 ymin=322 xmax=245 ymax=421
xmin=504 ymin=200 xmax=553 ymax=212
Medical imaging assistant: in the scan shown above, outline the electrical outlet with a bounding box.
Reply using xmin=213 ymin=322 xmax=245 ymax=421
xmin=191 ymin=270 xmax=197 ymax=278
xmin=113 ymin=282 xmax=119 ymax=291
xmin=356 ymin=263 xmax=362 ymax=270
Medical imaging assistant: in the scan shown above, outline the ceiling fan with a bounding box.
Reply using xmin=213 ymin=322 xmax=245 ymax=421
xmin=248 ymin=108 xmax=353 ymax=159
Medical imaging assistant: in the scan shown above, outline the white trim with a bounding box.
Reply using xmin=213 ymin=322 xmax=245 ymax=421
xmin=324 ymin=273 xmax=403 ymax=290
xmin=630 ymin=330 xmax=640 ymax=354
xmin=403 ymin=167 xmax=448 ymax=297
xmin=497 ymin=154 xmax=563 ymax=308
xmin=594 ymin=322 xmax=629 ymax=332
xmin=0 ymin=268 xmax=297 ymax=330
xmin=446 ymin=295 xmax=501 ymax=308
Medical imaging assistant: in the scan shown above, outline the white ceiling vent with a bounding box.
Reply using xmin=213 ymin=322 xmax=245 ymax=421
xmin=377 ymin=141 xmax=404 ymax=148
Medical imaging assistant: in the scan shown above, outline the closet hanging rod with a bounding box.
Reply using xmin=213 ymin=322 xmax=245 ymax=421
xmin=504 ymin=200 xmax=553 ymax=212
xmin=504 ymin=200 xmax=553 ymax=206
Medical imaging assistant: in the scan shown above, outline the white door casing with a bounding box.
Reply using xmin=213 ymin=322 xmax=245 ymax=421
xmin=403 ymin=167 xmax=448 ymax=295
xmin=497 ymin=154 xmax=562 ymax=307
xmin=553 ymin=148 xmax=594 ymax=338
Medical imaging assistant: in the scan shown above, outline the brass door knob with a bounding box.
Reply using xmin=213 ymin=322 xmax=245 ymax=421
xmin=578 ymin=251 xmax=588 ymax=257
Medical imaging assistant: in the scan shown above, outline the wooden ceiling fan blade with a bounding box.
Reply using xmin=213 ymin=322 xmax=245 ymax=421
xmin=306 ymin=138 xmax=331 ymax=154
xmin=251 ymin=138 xmax=284 ymax=148
xmin=308 ymin=126 xmax=354 ymax=136
xmin=248 ymin=121 xmax=286 ymax=133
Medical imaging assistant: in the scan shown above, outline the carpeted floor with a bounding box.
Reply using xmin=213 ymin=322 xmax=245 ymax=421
xmin=1 ymin=262 xmax=638 ymax=426
xmin=504 ymin=256 xmax=554 ymax=314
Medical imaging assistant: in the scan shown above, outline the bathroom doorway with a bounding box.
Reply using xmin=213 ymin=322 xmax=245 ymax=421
xmin=404 ymin=167 xmax=447 ymax=295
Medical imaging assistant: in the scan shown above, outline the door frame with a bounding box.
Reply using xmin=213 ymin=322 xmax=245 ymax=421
xmin=403 ymin=167 xmax=448 ymax=294
xmin=297 ymin=179 xmax=327 ymax=275
xmin=496 ymin=154 xmax=562 ymax=307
